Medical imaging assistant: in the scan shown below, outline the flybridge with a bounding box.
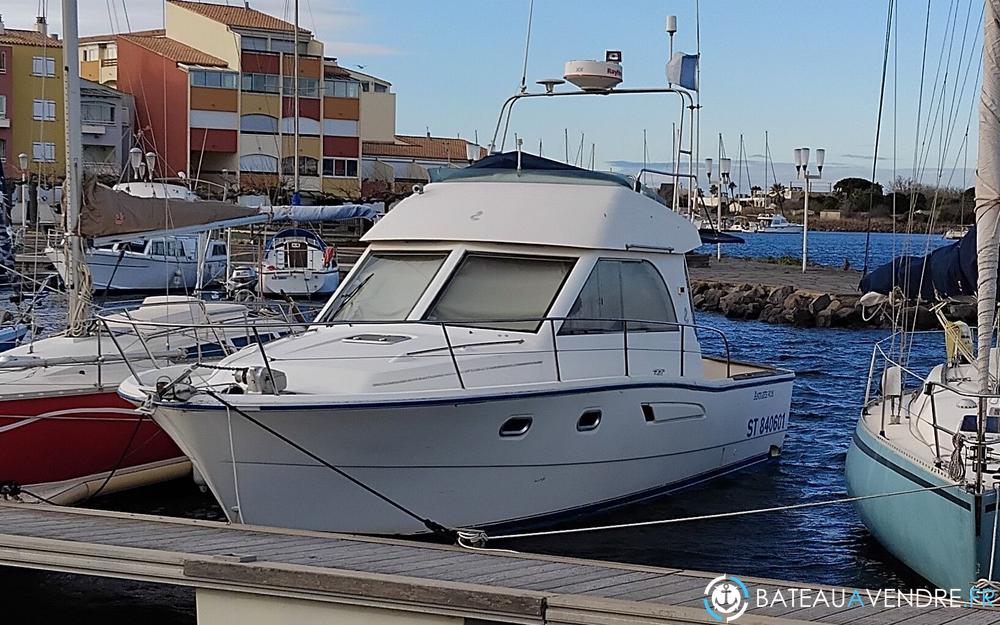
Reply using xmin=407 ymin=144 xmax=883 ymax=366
xmin=428 ymin=151 xmax=633 ymax=189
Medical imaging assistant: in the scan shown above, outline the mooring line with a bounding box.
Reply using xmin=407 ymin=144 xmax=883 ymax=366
xmin=471 ymin=483 xmax=963 ymax=545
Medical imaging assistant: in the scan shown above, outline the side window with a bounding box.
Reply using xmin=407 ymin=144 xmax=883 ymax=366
xmin=560 ymin=259 xmax=678 ymax=335
xmin=150 ymin=240 xmax=166 ymax=256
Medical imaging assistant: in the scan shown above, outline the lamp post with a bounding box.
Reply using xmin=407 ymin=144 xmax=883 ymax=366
xmin=794 ymin=146 xmax=824 ymax=273
xmin=704 ymin=157 xmax=714 ymax=256
xmin=17 ymin=153 xmax=27 ymax=232
xmin=145 ymin=152 xmax=156 ymax=182
xmin=128 ymin=147 xmax=142 ymax=183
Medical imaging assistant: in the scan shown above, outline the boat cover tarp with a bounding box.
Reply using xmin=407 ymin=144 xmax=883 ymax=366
xmin=859 ymin=226 xmax=978 ymax=300
xmin=266 ymin=204 xmax=381 ymax=223
xmin=79 ymin=176 xmax=259 ymax=239
xmin=264 ymin=227 xmax=326 ymax=252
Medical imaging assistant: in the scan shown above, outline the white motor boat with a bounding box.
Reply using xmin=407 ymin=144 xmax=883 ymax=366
xmin=46 ymin=181 xmax=230 ymax=292
xmin=259 ymin=228 xmax=340 ymax=298
xmin=943 ymin=225 xmax=970 ymax=240
xmin=120 ymin=152 xmax=795 ymax=535
xmin=756 ymin=213 xmax=802 ymax=233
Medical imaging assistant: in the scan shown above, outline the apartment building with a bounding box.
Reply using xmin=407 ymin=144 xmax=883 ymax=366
xmin=0 ymin=17 xmax=64 ymax=178
xmin=87 ymin=0 xmax=369 ymax=199
xmin=341 ymin=65 xmax=395 ymax=142
xmin=80 ymin=79 xmax=134 ymax=176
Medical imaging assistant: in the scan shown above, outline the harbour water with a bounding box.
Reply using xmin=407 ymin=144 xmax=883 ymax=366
xmin=698 ymin=230 xmax=952 ymax=270
xmin=0 ymin=231 xmax=948 ymax=622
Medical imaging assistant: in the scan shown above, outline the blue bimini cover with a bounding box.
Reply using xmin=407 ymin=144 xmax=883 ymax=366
xmin=859 ymin=227 xmax=978 ymax=300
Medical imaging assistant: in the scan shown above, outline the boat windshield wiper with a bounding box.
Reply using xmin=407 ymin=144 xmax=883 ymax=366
xmin=328 ymin=272 xmax=375 ymax=319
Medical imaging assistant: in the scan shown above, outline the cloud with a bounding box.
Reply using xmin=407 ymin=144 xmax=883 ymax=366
xmin=841 ymin=153 xmax=890 ymax=161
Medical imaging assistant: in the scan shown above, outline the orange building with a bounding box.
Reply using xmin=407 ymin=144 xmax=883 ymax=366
xmin=84 ymin=0 xmax=370 ymax=200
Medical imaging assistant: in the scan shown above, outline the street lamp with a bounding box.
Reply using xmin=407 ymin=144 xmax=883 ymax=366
xmin=128 ymin=147 xmax=142 ymax=181
xmin=144 ymin=152 xmax=157 ymax=181
xmin=17 ymin=153 xmax=27 ymax=232
xmin=794 ymin=146 xmax=824 ymax=273
xmin=704 ymin=155 xmax=713 ymax=241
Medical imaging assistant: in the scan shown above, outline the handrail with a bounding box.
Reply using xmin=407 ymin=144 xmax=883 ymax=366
xmin=99 ymin=314 xmax=741 ymax=392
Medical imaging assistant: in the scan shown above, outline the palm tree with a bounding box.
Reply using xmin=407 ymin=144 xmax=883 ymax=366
xmin=770 ymin=182 xmax=786 ymax=214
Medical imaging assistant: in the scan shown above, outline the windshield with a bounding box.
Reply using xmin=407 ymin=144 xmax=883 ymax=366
xmin=424 ymin=253 xmax=575 ymax=331
xmin=323 ymin=252 xmax=448 ymax=322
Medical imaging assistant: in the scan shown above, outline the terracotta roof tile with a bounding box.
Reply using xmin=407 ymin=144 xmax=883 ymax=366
xmin=167 ymin=0 xmax=309 ymax=34
xmin=364 ymin=136 xmax=486 ymax=162
xmin=120 ymin=34 xmax=228 ymax=67
xmin=80 ymin=28 xmax=164 ymax=44
xmin=0 ymin=28 xmax=60 ymax=47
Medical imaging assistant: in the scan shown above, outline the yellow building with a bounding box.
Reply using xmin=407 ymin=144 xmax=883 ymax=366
xmin=0 ymin=18 xmax=65 ymax=179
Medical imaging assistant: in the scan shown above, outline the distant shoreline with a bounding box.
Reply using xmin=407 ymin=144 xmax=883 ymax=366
xmin=805 ymin=218 xmax=962 ymax=234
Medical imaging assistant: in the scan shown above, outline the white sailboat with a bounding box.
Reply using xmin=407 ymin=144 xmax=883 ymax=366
xmin=845 ymin=0 xmax=1000 ymax=590
xmin=0 ymin=2 xmax=286 ymax=505
xmin=47 ymin=170 xmax=239 ymax=292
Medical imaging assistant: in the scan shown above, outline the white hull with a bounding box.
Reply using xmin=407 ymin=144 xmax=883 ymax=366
xmin=757 ymin=225 xmax=803 ymax=234
xmin=259 ymin=268 xmax=339 ymax=297
xmin=48 ymin=248 xmax=225 ymax=292
xmin=145 ymin=375 xmax=792 ymax=534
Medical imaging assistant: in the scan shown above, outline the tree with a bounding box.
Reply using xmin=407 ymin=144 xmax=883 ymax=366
xmin=769 ymin=183 xmax=786 ymax=214
xmin=834 ymin=177 xmax=883 ymax=197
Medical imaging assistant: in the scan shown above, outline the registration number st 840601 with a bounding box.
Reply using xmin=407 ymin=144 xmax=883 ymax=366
xmin=746 ymin=413 xmax=786 ymax=439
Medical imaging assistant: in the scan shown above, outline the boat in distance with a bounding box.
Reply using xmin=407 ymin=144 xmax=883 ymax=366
xmin=120 ymin=152 xmax=794 ymax=535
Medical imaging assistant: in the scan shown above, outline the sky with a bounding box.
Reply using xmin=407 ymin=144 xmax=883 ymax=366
xmin=6 ymin=0 xmax=985 ymax=191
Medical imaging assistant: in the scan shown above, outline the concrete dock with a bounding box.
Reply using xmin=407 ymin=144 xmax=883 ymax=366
xmin=0 ymin=502 xmax=997 ymax=624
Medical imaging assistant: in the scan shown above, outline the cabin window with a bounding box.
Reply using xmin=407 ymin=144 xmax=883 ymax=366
xmin=325 ymin=252 xmax=448 ymax=322
xmin=211 ymin=243 xmax=227 ymax=257
xmin=424 ymin=254 xmax=575 ymax=332
xmin=559 ymin=259 xmax=678 ymax=335
xmin=150 ymin=241 xmax=166 ymax=256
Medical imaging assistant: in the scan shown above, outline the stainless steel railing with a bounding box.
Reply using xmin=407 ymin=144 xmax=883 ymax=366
xmin=97 ymin=313 xmax=744 ymax=394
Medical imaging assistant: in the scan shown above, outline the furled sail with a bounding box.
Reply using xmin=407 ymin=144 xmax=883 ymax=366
xmin=859 ymin=227 xmax=978 ymax=300
xmin=77 ymin=176 xmax=261 ymax=240
xmin=975 ymin=0 xmax=1000 ymax=394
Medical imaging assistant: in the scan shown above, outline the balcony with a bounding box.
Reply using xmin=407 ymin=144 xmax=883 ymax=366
xmin=83 ymin=161 xmax=120 ymax=176
xmin=0 ymin=117 xmax=9 ymax=129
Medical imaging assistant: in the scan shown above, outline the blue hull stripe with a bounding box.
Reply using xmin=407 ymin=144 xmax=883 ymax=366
xmin=138 ymin=374 xmax=794 ymax=412
xmin=852 ymin=430 xmax=969 ymax=510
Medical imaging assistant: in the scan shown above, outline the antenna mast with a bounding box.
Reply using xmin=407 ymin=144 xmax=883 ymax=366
xmin=518 ymin=0 xmax=535 ymax=93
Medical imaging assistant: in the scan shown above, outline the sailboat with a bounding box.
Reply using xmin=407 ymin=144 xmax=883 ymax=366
xmin=845 ymin=0 xmax=1000 ymax=590
xmin=0 ymin=0 xmax=284 ymax=504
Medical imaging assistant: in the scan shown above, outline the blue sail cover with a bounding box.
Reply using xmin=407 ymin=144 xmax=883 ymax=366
xmin=268 ymin=204 xmax=381 ymax=223
xmin=859 ymin=227 xmax=978 ymax=300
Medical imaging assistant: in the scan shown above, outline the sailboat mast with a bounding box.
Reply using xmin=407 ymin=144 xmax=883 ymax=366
xmin=974 ymin=0 xmax=1000 ymax=491
xmin=62 ymin=0 xmax=85 ymax=331
xmin=976 ymin=0 xmax=1000 ymax=395
xmin=292 ymin=0 xmax=300 ymax=196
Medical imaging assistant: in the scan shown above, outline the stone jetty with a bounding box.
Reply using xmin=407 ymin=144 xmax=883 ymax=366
xmin=687 ymin=257 xmax=967 ymax=329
